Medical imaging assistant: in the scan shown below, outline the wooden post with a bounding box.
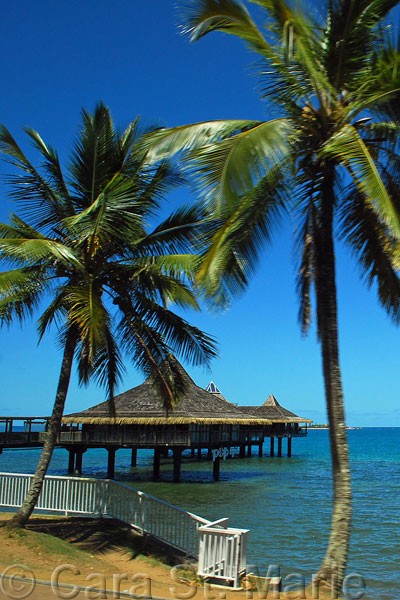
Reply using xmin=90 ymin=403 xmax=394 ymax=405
xmin=107 ymin=448 xmax=116 ymax=479
xmin=258 ymin=442 xmax=263 ymax=457
xmin=75 ymin=448 xmax=85 ymax=475
xmin=67 ymin=449 xmax=75 ymax=473
xmin=213 ymin=457 xmax=220 ymax=481
xmin=153 ymin=449 xmax=161 ymax=480
xmin=287 ymin=436 xmax=292 ymax=458
xmin=207 ymin=447 xmax=213 ymax=460
xmin=240 ymin=444 xmax=246 ymax=458
xmin=191 ymin=448 xmax=196 ymax=458
xmin=197 ymin=448 xmax=202 ymax=459
xmin=277 ymin=437 xmax=282 ymax=457
xmin=270 ymin=437 xmax=275 ymax=457
xmin=172 ymin=449 xmax=182 ymax=483
xmin=131 ymin=448 xmax=137 ymax=467
xmin=247 ymin=443 xmax=252 ymax=457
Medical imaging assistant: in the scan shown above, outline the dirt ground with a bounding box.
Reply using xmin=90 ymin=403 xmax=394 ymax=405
xmin=0 ymin=515 xmax=342 ymax=600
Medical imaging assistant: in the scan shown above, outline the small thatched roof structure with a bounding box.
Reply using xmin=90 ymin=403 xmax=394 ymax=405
xmin=239 ymin=394 xmax=312 ymax=423
xmin=63 ymin=365 xmax=272 ymax=426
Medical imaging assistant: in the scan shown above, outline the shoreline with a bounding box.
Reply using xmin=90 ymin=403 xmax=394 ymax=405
xmin=0 ymin=514 xmax=340 ymax=600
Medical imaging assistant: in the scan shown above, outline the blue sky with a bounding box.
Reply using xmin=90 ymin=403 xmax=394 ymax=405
xmin=0 ymin=1 xmax=398 ymax=427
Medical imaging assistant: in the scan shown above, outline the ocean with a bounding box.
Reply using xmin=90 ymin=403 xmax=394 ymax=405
xmin=1 ymin=427 xmax=399 ymax=599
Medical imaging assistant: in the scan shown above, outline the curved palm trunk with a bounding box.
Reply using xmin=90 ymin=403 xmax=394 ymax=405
xmin=314 ymin=190 xmax=352 ymax=595
xmin=8 ymin=329 xmax=77 ymax=528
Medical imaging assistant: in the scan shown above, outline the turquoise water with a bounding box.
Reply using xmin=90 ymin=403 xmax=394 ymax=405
xmin=1 ymin=428 xmax=399 ymax=599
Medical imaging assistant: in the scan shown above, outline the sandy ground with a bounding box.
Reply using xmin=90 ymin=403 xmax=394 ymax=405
xmin=0 ymin=515 xmax=340 ymax=600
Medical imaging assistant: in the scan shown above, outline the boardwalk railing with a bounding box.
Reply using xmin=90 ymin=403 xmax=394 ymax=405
xmin=0 ymin=472 xmax=248 ymax=586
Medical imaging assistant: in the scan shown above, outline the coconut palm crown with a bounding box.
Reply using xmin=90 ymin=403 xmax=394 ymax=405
xmin=0 ymin=103 xmax=217 ymax=526
xmin=142 ymin=0 xmax=400 ymax=593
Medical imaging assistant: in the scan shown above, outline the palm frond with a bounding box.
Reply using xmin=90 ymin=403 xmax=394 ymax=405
xmin=189 ymin=119 xmax=292 ymax=207
xmin=64 ymin=175 xmax=145 ymax=254
xmin=0 ymin=235 xmax=83 ymax=269
xmin=131 ymin=293 xmax=218 ymax=367
xmin=321 ymin=124 xmax=400 ymax=236
xmin=128 ymin=267 xmax=201 ymax=310
xmin=0 ymin=125 xmax=70 ymax=230
xmin=196 ymin=165 xmax=288 ymax=304
xmin=351 ymin=27 xmax=400 ymax=119
xmin=136 ymin=204 xmax=209 ymax=256
xmin=295 ymin=200 xmax=317 ymax=334
xmin=180 ymin=0 xmax=272 ymax=56
xmin=0 ymin=268 xmax=46 ymax=325
xmin=323 ymin=0 xmax=399 ymax=89
xmin=24 ymin=128 xmax=73 ymax=212
xmin=339 ymin=184 xmax=400 ymax=322
xmin=141 ymin=119 xmax=262 ymax=164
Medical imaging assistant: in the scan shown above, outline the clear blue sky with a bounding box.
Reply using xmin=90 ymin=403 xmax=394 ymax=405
xmin=0 ymin=1 xmax=398 ymax=427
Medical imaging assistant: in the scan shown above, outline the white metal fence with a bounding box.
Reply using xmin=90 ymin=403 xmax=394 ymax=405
xmin=0 ymin=472 xmax=248 ymax=586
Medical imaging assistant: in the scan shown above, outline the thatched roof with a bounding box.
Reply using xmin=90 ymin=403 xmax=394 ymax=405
xmin=63 ymin=365 xmax=272 ymax=426
xmin=239 ymin=394 xmax=312 ymax=423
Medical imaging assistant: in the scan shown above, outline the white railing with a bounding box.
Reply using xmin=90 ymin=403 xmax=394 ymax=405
xmin=198 ymin=519 xmax=248 ymax=588
xmin=0 ymin=472 xmax=248 ymax=586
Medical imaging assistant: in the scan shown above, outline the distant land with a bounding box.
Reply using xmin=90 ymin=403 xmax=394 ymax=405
xmin=309 ymin=424 xmax=363 ymax=430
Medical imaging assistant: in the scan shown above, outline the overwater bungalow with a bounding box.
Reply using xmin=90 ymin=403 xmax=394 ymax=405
xmin=238 ymin=394 xmax=312 ymax=457
xmin=60 ymin=363 xmax=273 ymax=481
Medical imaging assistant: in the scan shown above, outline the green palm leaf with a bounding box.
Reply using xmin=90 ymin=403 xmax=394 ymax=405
xmin=142 ymin=119 xmax=262 ymax=164
xmin=181 ymin=0 xmax=272 ymax=55
xmin=321 ymin=124 xmax=400 ymax=236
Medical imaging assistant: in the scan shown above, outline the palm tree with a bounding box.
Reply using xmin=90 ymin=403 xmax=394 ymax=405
xmin=142 ymin=0 xmax=400 ymax=593
xmin=0 ymin=103 xmax=217 ymax=528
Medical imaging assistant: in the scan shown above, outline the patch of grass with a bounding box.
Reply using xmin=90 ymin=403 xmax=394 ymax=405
xmin=135 ymin=554 xmax=170 ymax=569
xmin=1 ymin=526 xmax=94 ymax=562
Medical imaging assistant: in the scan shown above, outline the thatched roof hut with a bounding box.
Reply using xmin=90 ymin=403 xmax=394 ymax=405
xmin=63 ymin=365 xmax=272 ymax=426
xmin=239 ymin=394 xmax=312 ymax=423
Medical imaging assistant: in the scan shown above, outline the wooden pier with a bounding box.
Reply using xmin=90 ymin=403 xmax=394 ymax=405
xmin=0 ymin=364 xmax=311 ymax=482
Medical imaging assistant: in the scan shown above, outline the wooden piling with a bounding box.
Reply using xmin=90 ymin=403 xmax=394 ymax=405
xmin=172 ymin=448 xmax=182 ymax=483
xmin=213 ymin=457 xmax=220 ymax=481
xmin=277 ymin=437 xmax=282 ymax=457
xmin=270 ymin=437 xmax=275 ymax=457
xmin=153 ymin=448 xmax=161 ymax=480
xmin=107 ymin=448 xmax=116 ymax=479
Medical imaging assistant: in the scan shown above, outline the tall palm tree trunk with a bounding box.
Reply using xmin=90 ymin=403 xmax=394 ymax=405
xmin=314 ymin=187 xmax=352 ymax=595
xmin=7 ymin=329 xmax=77 ymax=528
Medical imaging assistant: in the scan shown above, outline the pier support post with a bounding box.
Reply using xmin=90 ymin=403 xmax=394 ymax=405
xmin=197 ymin=448 xmax=202 ymax=459
xmin=107 ymin=448 xmax=116 ymax=479
xmin=191 ymin=448 xmax=196 ymax=458
xmin=207 ymin=447 xmax=212 ymax=460
xmin=247 ymin=444 xmax=252 ymax=457
xmin=67 ymin=449 xmax=75 ymax=473
xmin=277 ymin=437 xmax=282 ymax=457
xmin=153 ymin=449 xmax=161 ymax=480
xmin=270 ymin=437 xmax=275 ymax=457
xmin=172 ymin=449 xmax=182 ymax=483
xmin=240 ymin=445 xmax=246 ymax=458
xmin=74 ymin=447 xmax=86 ymax=475
xmin=213 ymin=457 xmax=220 ymax=481
xmin=131 ymin=448 xmax=137 ymax=467
xmin=258 ymin=442 xmax=263 ymax=457
xmin=287 ymin=437 xmax=292 ymax=458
